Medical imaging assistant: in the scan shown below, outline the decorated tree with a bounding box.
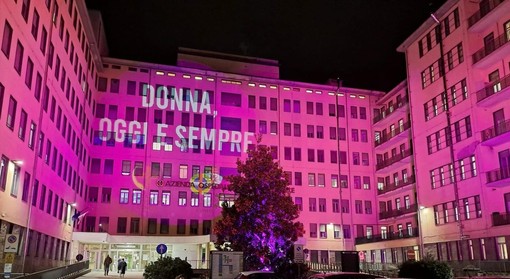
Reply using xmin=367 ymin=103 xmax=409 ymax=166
xmin=214 ymin=143 xmax=304 ymax=270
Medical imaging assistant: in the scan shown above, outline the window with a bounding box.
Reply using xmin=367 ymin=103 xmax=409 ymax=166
xmin=102 ymin=188 xmax=111 ymax=203
xmin=203 ymin=193 xmax=211 ymax=207
xmin=308 ymin=173 xmax=315 ymax=186
xmin=319 ymin=198 xmax=326 ymax=212
xmin=177 ymin=219 xmax=186 ymax=234
xmin=29 ymin=9 xmax=39 ymax=38
xmin=10 ymin=165 xmax=21 ymax=197
xmin=365 ymin=201 xmax=372 ymax=214
xmin=120 ymin=189 xmax=129 ymax=204
xmin=309 ymin=198 xmax=316 ymax=211
xmin=130 ymin=218 xmax=140 ymax=234
xmin=178 ymin=191 xmax=187 ymax=206
xmin=132 ymin=190 xmax=142 ymax=204
xmin=293 ymin=100 xmax=300 ymax=113
xmin=121 ymin=161 xmax=131 ymax=175
xmin=149 ymin=190 xmax=158 ymax=205
xmin=147 ymin=218 xmax=157 ymax=234
xmin=117 ymin=217 xmax=127 ymax=233
xmin=221 ymin=92 xmax=241 ymax=107
xmin=151 ymin=162 xmax=160 ymax=177
xmin=179 ymin=165 xmax=188 ymax=179
xmin=350 ymin=106 xmax=358 ymax=119
xmin=319 ymin=224 xmax=327 ymax=238
xmin=259 ymin=96 xmax=267 ymax=110
xmin=332 ymin=199 xmax=339 ymax=213
xmin=18 ymin=110 xmax=28 ymax=141
xmin=191 ymin=192 xmax=199 ymax=207
xmin=360 ymin=107 xmax=367 ymax=119
xmin=293 ymin=124 xmax=301 ymax=137
xmin=248 ymin=95 xmax=255 ymax=108
xmin=7 ymin=96 xmax=17 ymax=130
xmin=161 ymin=191 xmax=170 ymax=205
xmin=318 ymin=173 xmax=325 ymax=187
xmin=283 ymin=99 xmax=291 ymax=112
xmin=160 ymin=219 xmax=169 ymax=234
xmin=295 ymin=197 xmax=303 ymax=211
xmin=2 ymin=20 xmax=13 ymax=58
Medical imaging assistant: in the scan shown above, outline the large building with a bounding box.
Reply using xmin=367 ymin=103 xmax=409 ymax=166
xmin=0 ymin=0 xmax=509 ymax=275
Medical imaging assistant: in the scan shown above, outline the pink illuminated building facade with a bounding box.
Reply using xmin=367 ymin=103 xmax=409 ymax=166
xmin=396 ymin=0 xmax=510 ymax=264
xmin=0 ymin=0 xmax=509 ymax=275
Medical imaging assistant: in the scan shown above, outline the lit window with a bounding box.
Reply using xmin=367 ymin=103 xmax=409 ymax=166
xmin=132 ymin=190 xmax=142 ymax=204
xmin=179 ymin=165 xmax=188 ymax=179
xmin=119 ymin=189 xmax=129 ymax=204
xmin=178 ymin=191 xmax=187 ymax=206
xmin=149 ymin=191 xmax=158 ymax=205
xmin=161 ymin=191 xmax=170 ymax=205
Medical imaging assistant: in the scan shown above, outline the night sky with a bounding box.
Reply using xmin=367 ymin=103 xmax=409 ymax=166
xmin=85 ymin=0 xmax=447 ymax=92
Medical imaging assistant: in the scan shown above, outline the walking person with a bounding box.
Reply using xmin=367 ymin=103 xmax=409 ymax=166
xmin=104 ymin=255 xmax=113 ymax=276
xmin=118 ymin=258 xmax=127 ymax=278
xmin=117 ymin=258 xmax=121 ymax=274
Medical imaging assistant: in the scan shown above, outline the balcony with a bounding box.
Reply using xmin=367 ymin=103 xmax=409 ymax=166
xmin=355 ymin=227 xmax=419 ymax=245
xmin=472 ymin=32 xmax=510 ymax=68
xmin=379 ymin=203 xmax=418 ymax=220
xmin=492 ymin=212 xmax=510 ymax=226
xmin=375 ymin=121 xmax=411 ymax=148
xmin=376 ymin=148 xmax=413 ymax=172
xmin=372 ymin=97 xmax=409 ymax=127
xmin=468 ymin=0 xmax=509 ymax=32
xmin=377 ymin=175 xmax=415 ymax=196
xmin=481 ymin=118 xmax=510 ymax=147
xmin=476 ymin=73 xmax=510 ymax=107
xmin=486 ymin=166 xmax=510 ymax=187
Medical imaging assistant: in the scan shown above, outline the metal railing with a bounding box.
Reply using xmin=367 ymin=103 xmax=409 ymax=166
xmin=486 ymin=166 xmax=510 ymax=183
xmin=481 ymin=118 xmax=510 ymax=142
xmin=7 ymin=260 xmax=90 ymax=279
xmin=374 ymin=121 xmax=411 ymax=147
xmin=377 ymin=175 xmax=415 ymax=195
xmin=467 ymin=0 xmax=506 ymax=27
xmin=372 ymin=97 xmax=409 ymax=124
xmin=379 ymin=203 xmax=418 ymax=220
xmin=476 ymin=73 xmax=510 ymax=103
xmin=361 ymin=260 xmax=510 ymax=277
xmin=492 ymin=212 xmax=510 ymax=226
xmin=355 ymin=227 xmax=419 ymax=245
xmin=376 ymin=148 xmax=413 ymax=171
xmin=473 ymin=32 xmax=510 ymax=64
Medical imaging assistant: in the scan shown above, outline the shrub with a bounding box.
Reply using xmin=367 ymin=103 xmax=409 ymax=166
xmin=398 ymin=258 xmax=453 ymax=279
xmin=143 ymin=256 xmax=193 ymax=279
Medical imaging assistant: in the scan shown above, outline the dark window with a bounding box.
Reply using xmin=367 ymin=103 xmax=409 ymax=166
xmin=117 ymin=217 xmax=127 ymax=233
xmin=14 ymin=41 xmax=24 ymax=74
xmin=148 ymin=218 xmax=157 ymax=234
xmin=1 ymin=20 xmax=13 ymax=58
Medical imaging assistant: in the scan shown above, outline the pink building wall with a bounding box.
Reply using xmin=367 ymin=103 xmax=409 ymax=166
xmin=1 ymin=0 xmax=510 ymax=274
xmin=399 ymin=0 xmax=510 ymax=261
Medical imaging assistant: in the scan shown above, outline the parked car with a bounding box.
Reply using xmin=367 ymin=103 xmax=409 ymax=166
xmin=307 ymin=272 xmax=385 ymax=279
xmin=234 ymin=271 xmax=282 ymax=279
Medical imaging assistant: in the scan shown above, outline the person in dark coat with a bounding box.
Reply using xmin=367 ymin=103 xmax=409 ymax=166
xmin=104 ymin=255 xmax=112 ymax=276
xmin=118 ymin=258 xmax=127 ymax=278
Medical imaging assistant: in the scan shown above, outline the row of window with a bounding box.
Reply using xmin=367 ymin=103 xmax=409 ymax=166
xmin=379 ymin=195 xmax=414 ymax=213
xmin=433 ymin=195 xmax=482 ymax=225
xmin=430 ymin=155 xmax=477 ymax=189
xmin=418 ymin=8 xmax=460 ymax=58
xmin=25 ymin=228 xmax=71 ymax=260
xmin=308 ymin=223 xmax=351 ymax=239
xmin=377 ymin=168 xmax=414 ymax=191
xmin=96 ymin=77 xmax=369 ymax=119
xmin=296 ymin=198 xmax=373 ymax=214
xmin=424 ymin=79 xmax=468 ymax=121
xmin=283 ymin=148 xmax=370 ymax=166
xmin=426 ymin=116 xmax=472 ymax=154
xmin=421 ymin=43 xmax=464 ymax=89
xmin=84 ymin=216 xmax=212 ymax=235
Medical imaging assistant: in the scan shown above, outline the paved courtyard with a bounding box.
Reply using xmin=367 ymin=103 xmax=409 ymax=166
xmin=79 ymin=271 xmax=145 ymax=279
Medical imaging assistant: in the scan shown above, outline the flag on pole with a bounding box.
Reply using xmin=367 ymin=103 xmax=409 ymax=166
xmin=72 ymin=210 xmax=88 ymax=224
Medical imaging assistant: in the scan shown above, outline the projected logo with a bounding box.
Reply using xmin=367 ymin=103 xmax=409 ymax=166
xmin=190 ymin=172 xmax=223 ymax=194
xmin=131 ymin=165 xmax=150 ymax=190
